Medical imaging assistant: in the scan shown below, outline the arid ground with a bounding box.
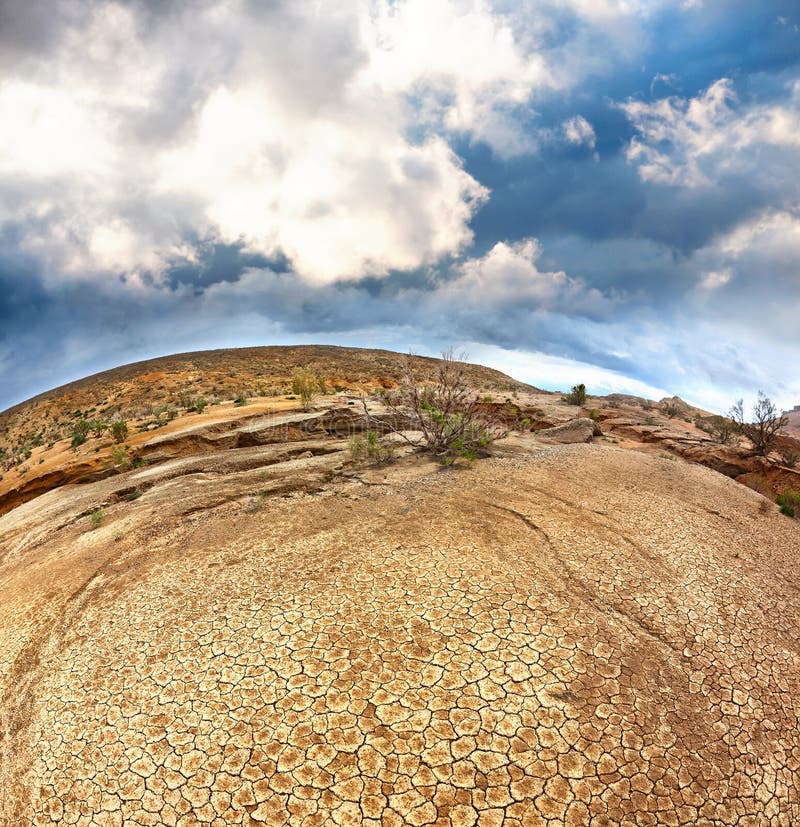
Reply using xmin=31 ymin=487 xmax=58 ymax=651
xmin=1 ymin=347 xmax=799 ymax=825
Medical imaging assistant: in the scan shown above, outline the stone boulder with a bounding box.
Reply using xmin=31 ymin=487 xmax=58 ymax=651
xmin=538 ymin=417 xmax=599 ymax=443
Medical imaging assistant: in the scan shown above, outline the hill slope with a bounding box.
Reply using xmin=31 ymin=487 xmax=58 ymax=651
xmin=1 ymin=433 xmax=799 ymax=824
xmin=0 ymin=345 xmax=529 ymax=451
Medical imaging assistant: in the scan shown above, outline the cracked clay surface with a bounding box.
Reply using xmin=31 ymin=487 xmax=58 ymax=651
xmin=1 ymin=444 xmax=799 ymax=825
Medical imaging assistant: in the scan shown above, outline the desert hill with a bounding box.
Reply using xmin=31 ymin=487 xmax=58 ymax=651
xmin=2 ymin=346 xmax=799 ymax=518
xmin=784 ymin=404 xmax=800 ymax=439
xmin=1 ymin=346 xmax=800 ymax=823
xmin=0 ymin=345 xmax=530 ymax=452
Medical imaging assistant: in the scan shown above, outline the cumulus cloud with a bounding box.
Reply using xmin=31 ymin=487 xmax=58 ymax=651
xmin=621 ymin=77 xmax=800 ymax=187
xmin=441 ymin=238 xmax=615 ymax=318
xmin=0 ymin=0 xmax=709 ymax=288
xmin=0 ymin=0 xmax=570 ymax=284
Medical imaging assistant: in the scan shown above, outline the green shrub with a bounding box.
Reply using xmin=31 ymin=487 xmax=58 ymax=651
xmin=110 ymin=446 xmax=130 ymax=470
xmin=562 ymin=384 xmax=587 ymax=406
xmin=292 ymin=370 xmax=318 ymax=411
xmin=349 ymin=430 xmax=395 ymax=464
xmin=706 ymin=415 xmax=736 ymax=445
xmin=234 ymin=396 xmax=248 ymax=407
xmin=90 ymin=419 xmax=109 ymax=437
xmin=88 ymin=508 xmax=105 ymax=530
xmin=365 ymin=349 xmax=505 ymax=463
xmin=775 ymin=489 xmax=800 ymax=519
xmin=111 ymin=420 xmax=128 ymax=443
xmin=71 ymin=419 xmax=90 ymax=448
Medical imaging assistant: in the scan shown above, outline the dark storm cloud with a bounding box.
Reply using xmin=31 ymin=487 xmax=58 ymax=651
xmin=0 ymin=0 xmax=78 ymax=63
xmin=165 ymin=241 xmax=285 ymax=292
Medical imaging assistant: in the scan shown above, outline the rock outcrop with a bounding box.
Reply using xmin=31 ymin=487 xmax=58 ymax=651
xmin=537 ymin=417 xmax=599 ymax=443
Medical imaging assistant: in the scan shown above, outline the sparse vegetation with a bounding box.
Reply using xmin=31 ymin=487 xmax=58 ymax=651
xmin=562 ymin=384 xmax=586 ymax=406
xmin=661 ymin=402 xmax=680 ymax=418
xmin=349 ymin=430 xmax=395 ymax=464
xmin=90 ymin=419 xmax=109 ymax=437
xmin=111 ymin=420 xmax=128 ymax=443
xmin=366 ymin=349 xmax=505 ymax=464
xmin=71 ymin=419 xmax=90 ymax=448
xmin=730 ymin=393 xmax=787 ymax=457
xmin=705 ymin=415 xmax=736 ymax=445
xmin=88 ymin=508 xmax=105 ymax=530
xmin=775 ymin=489 xmax=800 ymax=519
xmin=234 ymin=396 xmax=248 ymax=407
xmin=247 ymin=490 xmax=269 ymax=513
xmin=292 ymin=370 xmax=318 ymax=411
xmin=778 ymin=445 xmax=799 ymax=468
xmin=744 ymin=473 xmax=772 ymax=498
xmin=109 ymin=446 xmax=131 ymax=470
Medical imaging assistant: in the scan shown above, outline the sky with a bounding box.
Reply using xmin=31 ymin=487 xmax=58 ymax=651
xmin=1 ymin=0 xmax=799 ymax=413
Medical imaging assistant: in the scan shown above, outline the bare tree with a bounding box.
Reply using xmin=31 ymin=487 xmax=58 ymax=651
xmin=362 ymin=349 xmax=506 ymax=461
xmin=729 ymin=392 xmax=788 ymax=457
xmin=707 ymin=415 xmax=736 ymax=445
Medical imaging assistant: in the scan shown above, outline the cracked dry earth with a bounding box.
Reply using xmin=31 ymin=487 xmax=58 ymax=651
xmin=1 ymin=443 xmax=800 ymax=825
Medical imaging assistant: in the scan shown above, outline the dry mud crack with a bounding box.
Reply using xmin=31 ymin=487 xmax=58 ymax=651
xmin=1 ymin=443 xmax=799 ymax=825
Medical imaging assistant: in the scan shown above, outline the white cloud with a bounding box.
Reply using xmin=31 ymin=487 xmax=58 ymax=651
xmin=622 ymin=77 xmax=800 ymax=186
xmin=363 ymin=0 xmax=553 ymax=156
xmin=0 ymin=0 xmax=707 ymax=286
xmin=0 ymin=0 xmax=566 ymax=284
xmin=441 ymin=238 xmax=616 ymax=317
xmin=563 ymin=115 xmax=596 ymax=149
xmin=157 ymin=85 xmax=487 ymax=282
xmin=698 ymin=269 xmax=731 ymax=290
